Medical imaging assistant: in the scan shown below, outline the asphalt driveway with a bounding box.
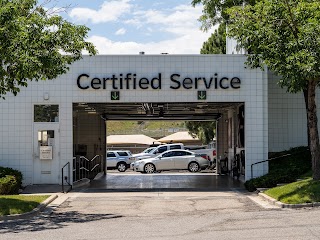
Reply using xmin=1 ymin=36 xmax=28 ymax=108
xmin=2 ymin=174 xmax=320 ymax=240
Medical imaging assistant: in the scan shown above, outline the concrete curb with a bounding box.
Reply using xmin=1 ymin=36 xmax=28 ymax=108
xmin=0 ymin=194 xmax=58 ymax=221
xmin=258 ymin=192 xmax=320 ymax=209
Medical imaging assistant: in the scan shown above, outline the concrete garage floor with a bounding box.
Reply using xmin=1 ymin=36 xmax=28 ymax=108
xmin=88 ymin=171 xmax=245 ymax=192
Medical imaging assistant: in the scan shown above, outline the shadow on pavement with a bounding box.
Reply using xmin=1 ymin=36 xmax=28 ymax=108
xmin=0 ymin=211 xmax=122 ymax=233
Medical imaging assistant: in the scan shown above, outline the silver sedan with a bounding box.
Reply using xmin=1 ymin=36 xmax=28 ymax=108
xmin=133 ymin=149 xmax=210 ymax=173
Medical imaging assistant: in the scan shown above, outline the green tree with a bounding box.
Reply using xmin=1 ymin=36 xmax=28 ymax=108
xmin=191 ymin=0 xmax=258 ymax=30
xmin=185 ymin=121 xmax=216 ymax=144
xmin=226 ymin=0 xmax=320 ymax=180
xmin=0 ymin=0 xmax=97 ymax=98
xmin=200 ymin=23 xmax=226 ymax=54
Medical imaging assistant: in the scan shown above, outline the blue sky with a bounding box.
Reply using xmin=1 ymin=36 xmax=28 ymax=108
xmin=45 ymin=0 xmax=213 ymax=54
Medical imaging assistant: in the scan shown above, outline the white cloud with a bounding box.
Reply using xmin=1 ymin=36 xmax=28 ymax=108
xmin=115 ymin=28 xmax=126 ymax=35
xmin=69 ymin=0 xmax=132 ymax=24
xmin=88 ymin=28 xmax=212 ymax=54
xmin=126 ymin=4 xmax=204 ymax=36
xmin=75 ymin=2 xmax=217 ymax=54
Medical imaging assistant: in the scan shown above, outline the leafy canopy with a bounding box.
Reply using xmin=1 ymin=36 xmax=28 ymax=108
xmin=226 ymin=0 xmax=320 ymax=93
xmin=185 ymin=121 xmax=216 ymax=144
xmin=0 ymin=0 xmax=97 ymax=98
xmin=200 ymin=23 xmax=226 ymax=54
xmin=192 ymin=0 xmax=258 ymax=30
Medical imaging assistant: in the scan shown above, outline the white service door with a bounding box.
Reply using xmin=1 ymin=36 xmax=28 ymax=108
xmin=33 ymin=123 xmax=60 ymax=184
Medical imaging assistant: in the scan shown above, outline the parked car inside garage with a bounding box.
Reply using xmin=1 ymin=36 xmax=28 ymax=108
xmin=106 ymin=150 xmax=135 ymax=172
xmin=133 ymin=149 xmax=210 ymax=173
xmin=142 ymin=147 xmax=156 ymax=154
xmin=132 ymin=143 xmax=184 ymax=160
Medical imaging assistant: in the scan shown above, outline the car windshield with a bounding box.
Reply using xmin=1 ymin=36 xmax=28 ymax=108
xmin=143 ymin=147 xmax=155 ymax=153
xmin=151 ymin=146 xmax=167 ymax=154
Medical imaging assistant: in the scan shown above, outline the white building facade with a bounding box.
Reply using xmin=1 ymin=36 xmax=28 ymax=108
xmin=0 ymin=55 xmax=315 ymax=186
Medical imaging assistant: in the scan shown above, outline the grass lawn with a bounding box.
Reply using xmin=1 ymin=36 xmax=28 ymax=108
xmin=0 ymin=195 xmax=49 ymax=216
xmin=264 ymin=178 xmax=320 ymax=204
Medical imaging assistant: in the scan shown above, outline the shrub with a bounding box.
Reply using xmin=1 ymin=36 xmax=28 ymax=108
xmin=0 ymin=167 xmax=23 ymax=188
xmin=269 ymin=146 xmax=311 ymax=173
xmin=245 ymin=146 xmax=311 ymax=192
xmin=0 ymin=175 xmax=19 ymax=194
xmin=0 ymin=167 xmax=23 ymax=194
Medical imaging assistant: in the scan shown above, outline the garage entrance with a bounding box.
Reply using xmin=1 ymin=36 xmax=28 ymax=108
xmin=72 ymin=102 xmax=246 ymax=190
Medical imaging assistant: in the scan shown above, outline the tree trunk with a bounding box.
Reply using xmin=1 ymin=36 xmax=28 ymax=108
xmin=306 ymin=80 xmax=320 ymax=180
xmin=303 ymin=89 xmax=310 ymax=148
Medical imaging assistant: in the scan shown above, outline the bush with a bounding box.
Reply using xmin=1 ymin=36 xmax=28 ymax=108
xmin=0 ymin=167 xmax=23 ymax=194
xmin=245 ymin=146 xmax=311 ymax=192
xmin=269 ymin=146 xmax=311 ymax=173
xmin=0 ymin=175 xmax=19 ymax=194
xmin=0 ymin=167 xmax=23 ymax=188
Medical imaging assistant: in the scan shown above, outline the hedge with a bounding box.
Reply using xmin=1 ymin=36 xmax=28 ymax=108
xmin=245 ymin=146 xmax=311 ymax=192
xmin=0 ymin=175 xmax=19 ymax=194
xmin=0 ymin=167 xmax=23 ymax=194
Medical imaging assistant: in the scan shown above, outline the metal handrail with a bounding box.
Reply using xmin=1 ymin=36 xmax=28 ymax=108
xmin=73 ymin=155 xmax=103 ymax=182
xmin=91 ymin=164 xmax=100 ymax=171
xmin=62 ymin=162 xmax=72 ymax=193
xmin=250 ymin=148 xmax=309 ymax=179
xmin=80 ymin=155 xmax=100 ymax=162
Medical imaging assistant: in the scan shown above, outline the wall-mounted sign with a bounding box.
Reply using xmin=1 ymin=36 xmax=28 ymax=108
xmin=77 ymin=73 xmax=241 ymax=91
xmin=198 ymin=91 xmax=207 ymax=100
xmin=40 ymin=146 xmax=53 ymax=160
xmin=111 ymin=91 xmax=120 ymax=100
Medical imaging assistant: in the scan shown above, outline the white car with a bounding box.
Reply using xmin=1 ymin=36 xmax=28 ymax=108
xmin=106 ymin=150 xmax=135 ymax=172
xmin=132 ymin=143 xmax=184 ymax=160
xmin=130 ymin=147 xmax=155 ymax=170
xmin=133 ymin=149 xmax=210 ymax=173
xmin=142 ymin=147 xmax=156 ymax=153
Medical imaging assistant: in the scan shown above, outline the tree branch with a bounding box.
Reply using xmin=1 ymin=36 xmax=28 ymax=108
xmin=284 ymin=0 xmax=299 ymax=39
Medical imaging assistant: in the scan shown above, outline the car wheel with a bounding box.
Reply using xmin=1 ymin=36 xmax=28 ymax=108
xmin=188 ymin=162 xmax=200 ymax=172
xmin=117 ymin=162 xmax=127 ymax=172
xmin=144 ymin=163 xmax=155 ymax=174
